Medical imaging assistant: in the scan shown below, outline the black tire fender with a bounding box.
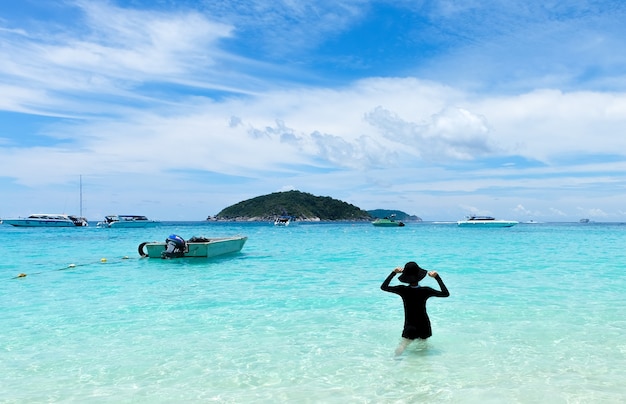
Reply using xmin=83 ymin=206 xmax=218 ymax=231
xmin=138 ymin=242 xmax=149 ymax=257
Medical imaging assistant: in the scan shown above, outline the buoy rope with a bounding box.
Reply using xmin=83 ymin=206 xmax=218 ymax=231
xmin=7 ymin=256 xmax=133 ymax=280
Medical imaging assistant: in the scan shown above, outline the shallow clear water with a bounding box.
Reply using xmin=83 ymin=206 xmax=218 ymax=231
xmin=2 ymin=221 xmax=625 ymax=403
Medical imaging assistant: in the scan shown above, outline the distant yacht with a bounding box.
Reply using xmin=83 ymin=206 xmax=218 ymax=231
xmin=97 ymin=215 xmax=159 ymax=228
xmin=3 ymin=214 xmax=88 ymax=227
xmin=457 ymin=215 xmax=518 ymax=228
xmin=274 ymin=215 xmax=292 ymax=226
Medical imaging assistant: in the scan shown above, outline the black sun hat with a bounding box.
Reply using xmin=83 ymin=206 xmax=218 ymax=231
xmin=398 ymin=261 xmax=427 ymax=284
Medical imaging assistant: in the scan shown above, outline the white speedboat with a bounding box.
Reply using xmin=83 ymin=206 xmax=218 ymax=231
xmin=3 ymin=214 xmax=88 ymax=227
xmin=97 ymin=215 xmax=159 ymax=228
xmin=274 ymin=216 xmax=292 ymax=226
xmin=138 ymin=235 xmax=247 ymax=259
xmin=457 ymin=216 xmax=518 ymax=228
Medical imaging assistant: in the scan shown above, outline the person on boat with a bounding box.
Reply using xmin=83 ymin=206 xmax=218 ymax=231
xmin=381 ymin=261 xmax=450 ymax=356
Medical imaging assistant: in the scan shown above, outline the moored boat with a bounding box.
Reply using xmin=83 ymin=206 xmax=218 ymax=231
xmin=274 ymin=215 xmax=292 ymax=226
xmin=138 ymin=235 xmax=248 ymax=259
xmin=457 ymin=215 xmax=518 ymax=228
xmin=3 ymin=214 xmax=88 ymax=227
xmin=97 ymin=215 xmax=159 ymax=228
xmin=70 ymin=216 xmax=89 ymax=227
xmin=372 ymin=215 xmax=405 ymax=227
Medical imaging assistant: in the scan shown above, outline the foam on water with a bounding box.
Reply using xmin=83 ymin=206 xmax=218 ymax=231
xmin=1 ymin=222 xmax=625 ymax=402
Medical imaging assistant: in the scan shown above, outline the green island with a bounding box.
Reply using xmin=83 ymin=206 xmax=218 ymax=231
xmin=207 ymin=190 xmax=420 ymax=222
xmin=368 ymin=209 xmax=422 ymax=222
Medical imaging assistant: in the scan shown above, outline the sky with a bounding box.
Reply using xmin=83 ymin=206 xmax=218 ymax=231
xmin=2 ymin=0 xmax=626 ymax=222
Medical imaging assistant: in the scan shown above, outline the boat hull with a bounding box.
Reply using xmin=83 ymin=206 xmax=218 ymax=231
xmin=457 ymin=220 xmax=518 ymax=228
xmin=372 ymin=219 xmax=405 ymax=227
xmin=3 ymin=219 xmax=76 ymax=227
xmin=140 ymin=236 xmax=248 ymax=258
xmin=3 ymin=214 xmax=86 ymax=227
xmin=105 ymin=221 xmax=159 ymax=228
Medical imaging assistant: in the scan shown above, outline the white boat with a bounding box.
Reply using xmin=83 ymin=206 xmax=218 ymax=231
xmin=274 ymin=216 xmax=292 ymax=226
xmin=3 ymin=214 xmax=88 ymax=227
xmin=457 ymin=216 xmax=518 ymax=228
xmin=97 ymin=215 xmax=159 ymax=228
xmin=138 ymin=235 xmax=247 ymax=259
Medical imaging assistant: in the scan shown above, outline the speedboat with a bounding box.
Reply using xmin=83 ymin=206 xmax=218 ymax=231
xmin=138 ymin=235 xmax=248 ymax=259
xmin=274 ymin=215 xmax=292 ymax=226
xmin=97 ymin=215 xmax=159 ymax=228
xmin=457 ymin=216 xmax=518 ymax=228
xmin=3 ymin=214 xmax=88 ymax=227
xmin=372 ymin=215 xmax=405 ymax=227
xmin=70 ymin=216 xmax=89 ymax=227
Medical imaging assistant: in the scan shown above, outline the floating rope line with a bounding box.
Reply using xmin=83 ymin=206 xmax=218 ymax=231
xmin=9 ymin=256 xmax=133 ymax=280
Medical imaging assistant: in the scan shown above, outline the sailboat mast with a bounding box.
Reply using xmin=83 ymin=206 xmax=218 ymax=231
xmin=79 ymin=175 xmax=83 ymax=218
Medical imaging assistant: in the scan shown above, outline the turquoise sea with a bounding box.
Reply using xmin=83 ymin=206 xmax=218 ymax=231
xmin=2 ymin=221 xmax=625 ymax=403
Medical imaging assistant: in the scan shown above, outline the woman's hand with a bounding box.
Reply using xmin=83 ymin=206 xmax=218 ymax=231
xmin=393 ymin=267 xmax=403 ymax=273
xmin=428 ymin=271 xmax=439 ymax=278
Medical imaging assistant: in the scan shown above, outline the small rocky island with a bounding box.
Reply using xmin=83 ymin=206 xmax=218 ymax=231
xmin=208 ymin=190 xmax=372 ymax=222
xmin=207 ymin=190 xmax=421 ymax=222
xmin=369 ymin=209 xmax=422 ymax=222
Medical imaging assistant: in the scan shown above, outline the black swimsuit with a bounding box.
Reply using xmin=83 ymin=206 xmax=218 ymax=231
xmin=381 ymin=273 xmax=449 ymax=339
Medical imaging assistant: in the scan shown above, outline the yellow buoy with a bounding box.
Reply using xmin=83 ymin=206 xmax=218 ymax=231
xmin=17 ymin=273 xmax=27 ymax=278
xmin=100 ymin=258 xmax=107 ymax=263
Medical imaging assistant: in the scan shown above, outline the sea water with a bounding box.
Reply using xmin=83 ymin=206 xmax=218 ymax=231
xmin=1 ymin=221 xmax=625 ymax=403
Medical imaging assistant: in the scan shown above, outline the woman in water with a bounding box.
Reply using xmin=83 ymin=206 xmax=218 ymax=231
xmin=381 ymin=261 xmax=450 ymax=355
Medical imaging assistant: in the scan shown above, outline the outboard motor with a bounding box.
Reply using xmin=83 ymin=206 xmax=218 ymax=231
xmin=161 ymin=234 xmax=186 ymax=258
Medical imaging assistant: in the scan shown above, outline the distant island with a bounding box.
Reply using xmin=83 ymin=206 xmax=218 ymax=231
xmin=207 ymin=190 xmax=419 ymax=222
xmin=368 ymin=209 xmax=422 ymax=222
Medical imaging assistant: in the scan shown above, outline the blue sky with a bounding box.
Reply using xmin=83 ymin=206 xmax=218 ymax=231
xmin=2 ymin=0 xmax=626 ymax=221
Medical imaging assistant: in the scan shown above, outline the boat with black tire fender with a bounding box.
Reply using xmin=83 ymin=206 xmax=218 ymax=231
xmin=138 ymin=234 xmax=248 ymax=259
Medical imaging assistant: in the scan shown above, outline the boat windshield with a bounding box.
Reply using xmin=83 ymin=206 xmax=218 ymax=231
xmin=119 ymin=215 xmax=149 ymax=221
xmin=468 ymin=216 xmax=495 ymax=220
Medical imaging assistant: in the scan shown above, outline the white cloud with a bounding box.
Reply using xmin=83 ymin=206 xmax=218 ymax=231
xmin=3 ymin=74 xmax=626 ymax=219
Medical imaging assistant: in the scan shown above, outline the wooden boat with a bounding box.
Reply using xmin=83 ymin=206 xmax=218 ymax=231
xmin=138 ymin=235 xmax=247 ymax=259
